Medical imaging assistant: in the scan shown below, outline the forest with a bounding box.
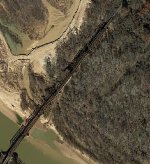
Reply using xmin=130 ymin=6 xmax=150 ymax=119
xmin=51 ymin=0 xmax=150 ymax=163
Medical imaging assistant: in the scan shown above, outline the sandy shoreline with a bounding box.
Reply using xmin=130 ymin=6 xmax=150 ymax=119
xmin=0 ymin=0 xmax=94 ymax=163
xmin=45 ymin=122 xmax=96 ymax=164
xmin=0 ymin=100 xmax=17 ymax=123
xmin=0 ymin=99 xmax=95 ymax=164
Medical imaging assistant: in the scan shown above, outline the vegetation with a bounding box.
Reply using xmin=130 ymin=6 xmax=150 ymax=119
xmin=0 ymin=0 xmax=48 ymax=40
xmin=47 ymin=0 xmax=73 ymax=14
xmin=2 ymin=0 xmax=148 ymax=163
xmin=15 ymin=113 xmax=24 ymax=125
xmin=51 ymin=0 xmax=150 ymax=163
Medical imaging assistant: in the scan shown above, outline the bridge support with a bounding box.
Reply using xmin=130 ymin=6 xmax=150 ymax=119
xmin=0 ymin=151 xmax=24 ymax=164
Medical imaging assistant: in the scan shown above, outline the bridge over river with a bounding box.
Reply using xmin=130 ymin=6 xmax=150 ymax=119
xmin=0 ymin=3 xmax=123 ymax=163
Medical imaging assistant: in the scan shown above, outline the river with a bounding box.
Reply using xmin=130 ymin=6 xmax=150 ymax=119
xmin=0 ymin=111 xmax=77 ymax=164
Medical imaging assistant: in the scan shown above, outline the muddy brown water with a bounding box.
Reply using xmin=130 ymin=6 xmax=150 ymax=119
xmin=0 ymin=111 xmax=77 ymax=164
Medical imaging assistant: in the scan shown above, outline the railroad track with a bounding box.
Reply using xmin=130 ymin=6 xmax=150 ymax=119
xmin=1 ymin=3 xmax=122 ymax=164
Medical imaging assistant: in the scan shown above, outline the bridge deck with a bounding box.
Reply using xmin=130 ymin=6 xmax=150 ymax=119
xmin=1 ymin=3 xmax=122 ymax=163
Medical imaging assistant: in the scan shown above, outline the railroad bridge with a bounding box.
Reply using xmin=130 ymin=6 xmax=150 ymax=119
xmin=0 ymin=2 xmax=124 ymax=163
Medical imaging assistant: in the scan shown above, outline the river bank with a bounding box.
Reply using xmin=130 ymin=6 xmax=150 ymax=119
xmin=0 ymin=100 xmax=92 ymax=164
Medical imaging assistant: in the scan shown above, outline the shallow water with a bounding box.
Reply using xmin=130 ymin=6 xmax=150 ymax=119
xmin=0 ymin=111 xmax=76 ymax=164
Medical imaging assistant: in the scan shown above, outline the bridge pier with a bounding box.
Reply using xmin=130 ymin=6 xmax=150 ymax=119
xmin=0 ymin=151 xmax=24 ymax=164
